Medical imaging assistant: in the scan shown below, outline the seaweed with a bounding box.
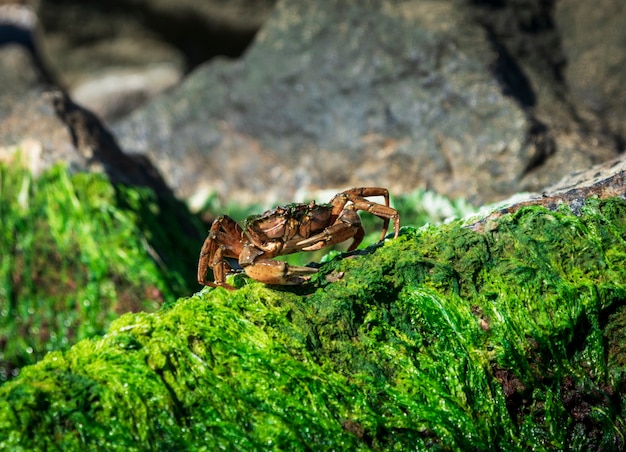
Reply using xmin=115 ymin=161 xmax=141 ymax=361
xmin=1 ymin=194 xmax=624 ymax=450
xmin=0 ymin=163 xmax=202 ymax=381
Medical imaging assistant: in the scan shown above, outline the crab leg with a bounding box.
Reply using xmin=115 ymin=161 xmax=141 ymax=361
xmin=199 ymin=245 xmax=237 ymax=290
xmin=297 ymin=209 xmax=365 ymax=251
xmin=197 ymin=215 xmax=242 ymax=289
xmin=330 ymin=187 xmax=400 ymax=241
xmin=349 ymin=200 xmax=400 ymax=242
xmin=300 ymin=188 xmax=400 ymax=250
xmin=243 ymin=260 xmax=318 ymax=285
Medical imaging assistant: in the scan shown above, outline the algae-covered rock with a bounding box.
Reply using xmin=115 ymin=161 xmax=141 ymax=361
xmin=1 ymin=197 xmax=625 ymax=450
xmin=0 ymin=163 xmax=203 ymax=381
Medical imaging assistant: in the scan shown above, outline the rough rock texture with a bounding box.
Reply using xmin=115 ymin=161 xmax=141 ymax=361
xmin=0 ymin=32 xmax=173 ymax=196
xmin=110 ymin=0 xmax=624 ymax=206
xmin=1 ymin=0 xmax=625 ymax=208
xmin=113 ymin=0 xmax=535 ymax=206
xmin=469 ymin=0 xmax=625 ymax=191
xmin=556 ymin=0 xmax=626 ymax=142
xmin=0 ymin=43 xmax=81 ymax=175
xmin=469 ymin=155 xmax=626 ymax=231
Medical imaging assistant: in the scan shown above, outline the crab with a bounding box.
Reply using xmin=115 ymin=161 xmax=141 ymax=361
xmin=197 ymin=187 xmax=400 ymax=290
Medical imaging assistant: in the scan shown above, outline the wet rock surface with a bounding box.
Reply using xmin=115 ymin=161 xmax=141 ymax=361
xmin=0 ymin=0 xmax=624 ymax=208
xmin=468 ymin=155 xmax=626 ymax=232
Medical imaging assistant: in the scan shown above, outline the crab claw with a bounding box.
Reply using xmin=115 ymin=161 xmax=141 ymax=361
xmin=243 ymin=260 xmax=318 ymax=285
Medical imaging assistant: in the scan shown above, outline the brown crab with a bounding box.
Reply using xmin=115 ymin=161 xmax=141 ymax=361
xmin=197 ymin=187 xmax=400 ymax=290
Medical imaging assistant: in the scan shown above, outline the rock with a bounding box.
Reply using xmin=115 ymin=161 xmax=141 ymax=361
xmin=69 ymin=63 xmax=181 ymax=122
xmin=555 ymin=0 xmax=626 ymax=142
xmin=0 ymin=56 xmax=170 ymax=195
xmin=112 ymin=0 xmax=528 ymax=206
xmin=36 ymin=0 xmax=277 ymax=121
xmin=469 ymin=0 xmax=623 ymax=193
xmin=469 ymin=155 xmax=626 ymax=231
xmin=112 ymin=0 xmax=624 ymax=208
xmin=0 ymin=4 xmax=91 ymax=174
xmin=1 ymin=0 xmax=624 ymax=209
xmin=0 ymin=40 xmax=84 ymax=174
xmin=0 ymin=27 xmax=174 ymax=195
xmin=0 ymin=3 xmax=45 ymax=109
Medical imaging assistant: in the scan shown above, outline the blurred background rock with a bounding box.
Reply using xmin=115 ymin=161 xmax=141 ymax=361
xmin=1 ymin=0 xmax=624 ymax=207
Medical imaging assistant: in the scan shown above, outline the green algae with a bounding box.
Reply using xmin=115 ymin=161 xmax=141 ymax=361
xmin=0 ymin=197 xmax=625 ymax=450
xmin=0 ymin=163 xmax=203 ymax=382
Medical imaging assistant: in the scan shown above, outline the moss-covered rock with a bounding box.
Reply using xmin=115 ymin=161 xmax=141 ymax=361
xmin=0 ymin=197 xmax=625 ymax=450
xmin=0 ymin=163 xmax=203 ymax=381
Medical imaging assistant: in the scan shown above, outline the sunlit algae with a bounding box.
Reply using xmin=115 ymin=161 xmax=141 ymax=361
xmin=0 ymin=163 xmax=200 ymax=381
xmin=0 ymin=192 xmax=625 ymax=450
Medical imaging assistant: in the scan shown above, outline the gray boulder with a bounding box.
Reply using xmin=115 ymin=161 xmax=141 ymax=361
xmin=113 ymin=0 xmax=623 ymax=206
xmin=1 ymin=0 xmax=623 ymax=208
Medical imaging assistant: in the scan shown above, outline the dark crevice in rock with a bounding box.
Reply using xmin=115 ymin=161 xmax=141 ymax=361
xmin=469 ymin=0 xmax=565 ymax=68
xmin=467 ymin=0 xmax=622 ymax=155
xmin=51 ymin=90 xmax=169 ymax=193
xmin=465 ymin=0 xmax=624 ymax=180
xmin=521 ymin=120 xmax=555 ymax=176
xmin=51 ymin=91 xmax=204 ymax=284
xmin=613 ymin=134 xmax=626 ymax=154
xmin=482 ymin=25 xmax=536 ymax=109
xmin=468 ymin=0 xmax=567 ymax=108
xmin=134 ymin=8 xmax=260 ymax=72
xmin=0 ymin=7 xmax=57 ymax=87
xmin=38 ymin=0 xmax=268 ymax=73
